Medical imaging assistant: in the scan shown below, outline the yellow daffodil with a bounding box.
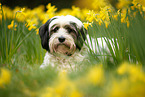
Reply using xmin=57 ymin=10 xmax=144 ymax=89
xmin=127 ymin=21 xmax=130 ymax=28
xmin=83 ymin=22 xmax=92 ymax=30
xmin=40 ymin=70 xmax=83 ymax=97
xmin=86 ymin=65 xmax=105 ymax=85
xmin=28 ymin=25 xmax=36 ymax=31
xmin=133 ymin=0 xmax=145 ymax=6
xmin=113 ymin=14 xmax=118 ymax=20
xmin=0 ymin=15 xmax=2 ymax=21
xmin=46 ymin=3 xmax=57 ymax=19
xmin=2 ymin=6 xmax=13 ymax=19
xmin=109 ymin=79 xmax=130 ymax=97
xmin=109 ymin=62 xmax=145 ymax=97
xmin=118 ymin=62 xmax=145 ymax=82
xmin=26 ymin=19 xmax=38 ymax=31
xmin=92 ymin=0 xmax=109 ymax=11
xmin=14 ymin=7 xmax=26 ymax=22
xmin=35 ymin=28 xmax=39 ymax=35
xmin=86 ymin=10 xmax=96 ymax=22
xmin=7 ymin=20 xmax=17 ymax=30
xmin=46 ymin=3 xmax=57 ymax=13
xmin=105 ymin=21 xmax=110 ymax=28
xmin=116 ymin=0 xmax=132 ymax=9
xmin=71 ymin=6 xmax=81 ymax=18
xmin=0 ymin=3 xmax=1 ymax=10
xmin=0 ymin=68 xmax=11 ymax=88
xmin=69 ymin=90 xmax=83 ymax=97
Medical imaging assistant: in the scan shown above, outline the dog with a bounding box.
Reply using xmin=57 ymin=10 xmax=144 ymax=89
xmin=39 ymin=15 xmax=118 ymax=71
xmin=39 ymin=15 xmax=88 ymax=70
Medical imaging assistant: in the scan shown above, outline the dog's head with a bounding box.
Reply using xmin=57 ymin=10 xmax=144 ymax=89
xmin=39 ymin=15 xmax=87 ymax=56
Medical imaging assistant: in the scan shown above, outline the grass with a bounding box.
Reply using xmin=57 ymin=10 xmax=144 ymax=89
xmin=0 ymin=2 xmax=145 ymax=97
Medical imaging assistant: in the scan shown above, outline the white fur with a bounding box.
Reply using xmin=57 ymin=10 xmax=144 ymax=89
xmin=49 ymin=15 xmax=83 ymax=31
xmin=86 ymin=35 xmax=118 ymax=55
xmin=40 ymin=15 xmax=85 ymax=71
xmin=49 ymin=28 xmax=76 ymax=55
xmin=40 ymin=46 xmax=88 ymax=71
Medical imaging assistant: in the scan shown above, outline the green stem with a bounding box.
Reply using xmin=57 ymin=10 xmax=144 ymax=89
xmin=8 ymin=29 xmax=34 ymax=59
xmin=1 ymin=5 xmax=8 ymax=63
xmin=9 ymin=12 xmax=17 ymax=62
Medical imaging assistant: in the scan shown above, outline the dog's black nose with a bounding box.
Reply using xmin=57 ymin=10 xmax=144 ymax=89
xmin=58 ymin=36 xmax=66 ymax=43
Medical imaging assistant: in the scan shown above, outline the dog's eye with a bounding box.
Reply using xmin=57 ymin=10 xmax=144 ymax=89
xmin=53 ymin=27 xmax=59 ymax=32
xmin=67 ymin=27 xmax=74 ymax=33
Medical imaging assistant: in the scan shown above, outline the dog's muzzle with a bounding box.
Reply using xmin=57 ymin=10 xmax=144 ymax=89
xmin=49 ymin=34 xmax=76 ymax=56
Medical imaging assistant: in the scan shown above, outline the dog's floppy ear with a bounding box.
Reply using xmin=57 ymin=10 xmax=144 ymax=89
xmin=76 ymin=26 xmax=88 ymax=50
xmin=39 ymin=18 xmax=56 ymax=51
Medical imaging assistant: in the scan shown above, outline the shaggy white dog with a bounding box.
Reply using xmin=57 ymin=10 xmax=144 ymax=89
xmin=39 ymin=15 xmax=117 ymax=70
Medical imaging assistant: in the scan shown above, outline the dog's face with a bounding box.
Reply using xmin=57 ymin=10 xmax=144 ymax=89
xmin=39 ymin=15 xmax=87 ymax=56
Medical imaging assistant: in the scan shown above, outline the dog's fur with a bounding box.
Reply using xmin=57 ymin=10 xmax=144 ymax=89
xmin=39 ymin=15 xmax=118 ymax=71
xmin=39 ymin=15 xmax=87 ymax=70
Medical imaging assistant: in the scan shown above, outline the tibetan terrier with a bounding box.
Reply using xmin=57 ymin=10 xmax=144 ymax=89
xmin=39 ymin=15 xmax=88 ymax=70
xmin=39 ymin=15 xmax=118 ymax=70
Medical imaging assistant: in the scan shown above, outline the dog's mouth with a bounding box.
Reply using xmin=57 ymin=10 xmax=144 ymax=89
xmin=53 ymin=43 xmax=76 ymax=56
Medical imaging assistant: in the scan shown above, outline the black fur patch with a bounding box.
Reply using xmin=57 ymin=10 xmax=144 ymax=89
xmin=39 ymin=18 xmax=57 ymax=51
xmin=70 ymin=22 xmax=87 ymax=50
xmin=76 ymin=27 xmax=87 ymax=50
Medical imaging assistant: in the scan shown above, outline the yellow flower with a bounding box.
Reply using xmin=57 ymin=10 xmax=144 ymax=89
xmin=79 ymin=9 xmax=90 ymax=20
xmin=40 ymin=87 xmax=57 ymax=97
xmin=74 ymin=0 xmax=110 ymax=11
xmin=131 ymin=5 xmax=135 ymax=10
xmin=96 ymin=20 xmax=102 ymax=26
xmin=20 ymin=8 xmax=25 ymax=12
xmin=127 ymin=21 xmax=130 ymax=28
xmin=40 ymin=70 xmax=82 ymax=97
xmin=86 ymin=10 xmax=96 ymax=22
xmin=86 ymin=65 xmax=105 ymax=85
xmin=26 ymin=19 xmax=38 ymax=31
xmin=54 ymin=71 xmax=71 ymax=96
xmin=46 ymin=3 xmax=57 ymax=13
xmin=0 ymin=68 xmax=11 ymax=88
xmin=36 ymin=28 xmax=39 ymax=35
xmin=0 ymin=3 xmax=1 ymax=10
xmin=28 ymin=24 xmax=36 ymax=31
xmin=46 ymin=3 xmax=57 ymax=19
xmin=83 ymin=22 xmax=92 ymax=30
xmin=113 ymin=14 xmax=118 ymax=20
xmin=118 ymin=62 xmax=145 ymax=82
xmin=7 ymin=20 xmax=17 ymax=30
xmin=2 ymin=6 xmax=13 ymax=19
xmin=116 ymin=0 xmax=132 ymax=9
xmin=109 ymin=79 xmax=130 ymax=97
xmin=105 ymin=21 xmax=110 ymax=28
xmin=92 ymin=0 xmax=109 ymax=11
xmin=56 ymin=9 xmax=72 ymax=16
xmin=15 ymin=7 xmax=26 ymax=22
xmin=133 ymin=0 xmax=145 ymax=6
xmin=71 ymin=6 xmax=81 ymax=18
xmin=110 ymin=62 xmax=145 ymax=97
xmin=69 ymin=90 xmax=83 ymax=97
xmin=0 ymin=14 xmax=2 ymax=21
